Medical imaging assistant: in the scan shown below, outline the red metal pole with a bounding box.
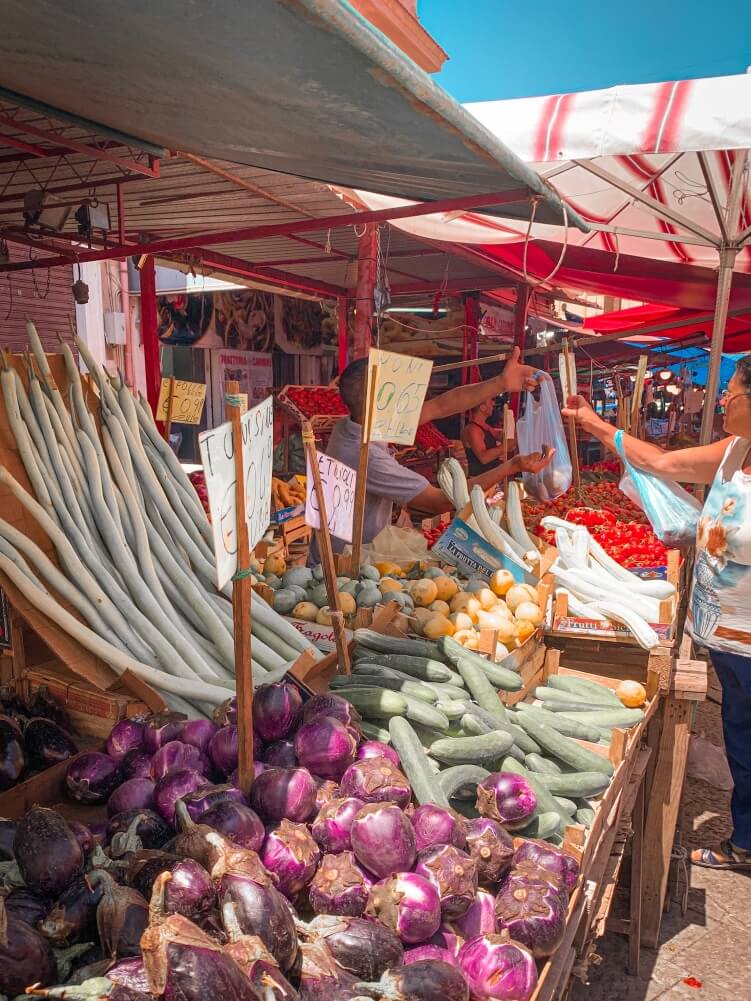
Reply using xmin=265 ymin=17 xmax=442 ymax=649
xmin=353 ymin=226 xmax=377 ymax=359
xmin=337 ymin=296 xmax=349 ymax=374
xmin=511 ymin=283 xmax=530 ymax=417
xmin=139 ymin=255 xmax=161 ymax=411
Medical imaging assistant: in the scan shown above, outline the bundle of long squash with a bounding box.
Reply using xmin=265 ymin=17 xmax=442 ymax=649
xmin=0 ymin=323 xmax=321 ymax=719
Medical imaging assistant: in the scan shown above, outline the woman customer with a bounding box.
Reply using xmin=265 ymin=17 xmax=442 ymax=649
xmin=462 ymin=399 xmax=507 ymax=476
xmin=563 ymin=357 xmax=751 ymax=870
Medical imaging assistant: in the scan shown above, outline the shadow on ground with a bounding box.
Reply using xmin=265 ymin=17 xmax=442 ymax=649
xmin=570 ymin=680 xmax=751 ymax=1001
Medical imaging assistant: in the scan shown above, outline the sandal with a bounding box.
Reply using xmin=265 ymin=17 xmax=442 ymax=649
xmin=691 ymin=839 xmax=751 ymax=870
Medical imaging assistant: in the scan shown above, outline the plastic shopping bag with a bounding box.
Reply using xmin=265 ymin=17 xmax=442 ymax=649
xmin=614 ymin=429 xmax=701 ymax=547
xmin=516 ymin=373 xmax=572 ymax=501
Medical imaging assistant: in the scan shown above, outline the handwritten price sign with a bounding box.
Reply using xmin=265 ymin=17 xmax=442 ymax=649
xmin=156 ymin=379 xmax=206 ymax=425
xmin=364 ymin=348 xmax=433 ymax=446
xmin=305 ymin=452 xmax=357 ymax=543
xmin=198 ymin=396 xmax=274 ymax=588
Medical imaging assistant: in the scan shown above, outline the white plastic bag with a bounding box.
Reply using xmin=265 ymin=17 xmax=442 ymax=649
xmin=516 ymin=373 xmax=572 ymax=501
xmin=362 ymin=524 xmax=431 ymax=565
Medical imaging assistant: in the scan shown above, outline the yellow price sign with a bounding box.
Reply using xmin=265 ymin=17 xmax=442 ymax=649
xmin=364 ymin=348 xmax=433 ymax=446
xmin=156 ymin=378 xmax=207 ymax=426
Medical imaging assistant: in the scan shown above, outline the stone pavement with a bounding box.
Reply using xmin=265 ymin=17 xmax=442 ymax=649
xmin=571 ymin=688 xmax=751 ymax=1001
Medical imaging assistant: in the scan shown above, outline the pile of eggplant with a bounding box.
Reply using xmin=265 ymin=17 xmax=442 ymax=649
xmin=0 ymin=686 xmax=79 ymax=790
xmin=0 ymin=682 xmax=580 ymax=1001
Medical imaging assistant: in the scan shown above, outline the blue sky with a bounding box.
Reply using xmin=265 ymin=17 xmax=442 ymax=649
xmin=420 ymin=1 xmax=751 ymax=102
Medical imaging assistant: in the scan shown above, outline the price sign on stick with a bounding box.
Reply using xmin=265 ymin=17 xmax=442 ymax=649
xmin=305 ymin=452 xmax=357 ymax=543
xmin=364 ymin=348 xmax=433 ymax=446
xmin=156 ymin=378 xmax=206 ymax=425
xmin=198 ymin=396 xmax=274 ymax=588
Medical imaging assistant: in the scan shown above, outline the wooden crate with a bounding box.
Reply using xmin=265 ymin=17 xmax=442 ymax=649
xmin=0 ymin=749 xmax=106 ymax=822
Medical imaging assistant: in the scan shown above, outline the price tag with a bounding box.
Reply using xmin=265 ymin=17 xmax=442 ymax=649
xmin=156 ymin=379 xmax=207 ymax=425
xmin=198 ymin=397 xmax=274 ymax=588
xmin=364 ymin=348 xmax=433 ymax=446
xmin=305 ymin=452 xmax=357 ymax=543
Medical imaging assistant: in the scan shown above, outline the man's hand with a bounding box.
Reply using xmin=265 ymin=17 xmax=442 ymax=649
xmin=500 ymin=346 xmax=544 ymax=393
xmin=562 ymin=394 xmax=600 ymax=433
xmin=518 ymin=448 xmax=555 ymax=474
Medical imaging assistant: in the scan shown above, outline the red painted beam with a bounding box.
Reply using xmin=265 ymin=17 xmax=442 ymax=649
xmin=0 ymin=188 xmax=530 ymax=273
xmin=389 ymin=275 xmax=511 ymax=296
xmin=0 ymin=132 xmax=52 ymax=158
xmin=167 ymin=248 xmax=348 ymax=299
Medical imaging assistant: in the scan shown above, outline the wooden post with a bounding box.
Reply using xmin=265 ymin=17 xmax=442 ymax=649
xmin=302 ymin=422 xmax=351 ymax=674
xmin=510 ymin=282 xmax=529 ymax=417
xmin=562 ymin=340 xmax=581 ymax=492
xmin=225 ymin=379 xmax=254 ymax=796
xmin=502 ymin=403 xmax=509 ymax=464
xmin=353 ymin=226 xmax=377 ymax=359
xmin=349 ymin=363 xmax=378 ymax=575
xmin=630 ymin=355 xmax=649 ymax=437
xmin=163 ymin=376 xmax=176 ymax=442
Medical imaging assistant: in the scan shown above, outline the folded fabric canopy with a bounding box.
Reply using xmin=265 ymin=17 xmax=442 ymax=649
xmin=580 ymin=302 xmax=751 ymax=354
xmin=0 ymin=0 xmax=577 ymax=226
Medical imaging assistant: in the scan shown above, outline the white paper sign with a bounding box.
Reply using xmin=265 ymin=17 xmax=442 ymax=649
xmin=198 ymin=396 xmax=274 ymax=588
xmin=305 ymin=452 xmax=357 ymax=543
xmin=364 ymin=348 xmax=433 ymax=446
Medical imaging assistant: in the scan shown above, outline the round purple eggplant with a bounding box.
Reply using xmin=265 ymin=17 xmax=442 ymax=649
xmin=293 ymin=717 xmax=358 ymax=781
xmin=14 ymin=806 xmax=83 ymax=896
xmin=366 ymin=873 xmax=442 ymax=945
xmin=182 ymin=783 xmax=246 ymax=821
xmin=357 ymin=959 xmax=469 ymax=1001
xmin=196 ymin=800 xmax=265 ymax=852
xmin=356 ymin=739 xmax=400 ymax=768
xmin=107 ymin=778 xmax=156 ymax=817
xmin=339 ymin=756 xmax=411 ymax=808
xmin=150 ymin=741 xmax=210 ymax=781
xmin=260 ymin=819 xmax=320 ymax=900
xmin=262 ymin=738 xmax=297 ymax=768
xmin=66 ymin=752 xmax=122 ymax=804
xmin=106 ymin=719 xmax=145 ymax=761
xmin=453 ymin=889 xmax=498 ymax=940
xmin=208 ymin=725 xmax=239 ymax=776
xmin=476 ymin=773 xmax=537 ymax=831
xmin=465 ymin=818 xmax=515 ymax=886
xmin=350 ymin=802 xmax=415 ymax=879
xmin=414 ymin=844 xmax=478 ymax=920
xmin=311 ymin=796 xmax=364 ymax=853
xmin=513 ymin=839 xmax=580 ymax=893
xmin=23 ymin=716 xmax=78 ymax=770
xmin=153 ymin=768 xmax=209 ymax=825
xmin=252 ymin=681 xmax=303 ymax=742
xmin=411 ymin=804 xmax=467 ymax=853
xmin=141 ymin=712 xmax=187 ymax=754
xmin=164 ymin=859 xmax=216 ymax=919
xmin=107 ymin=809 xmax=172 ymax=850
xmin=495 ymin=871 xmax=568 ymax=958
xmin=309 ymin=851 xmax=371 ymax=916
xmin=249 ymin=766 xmax=317 ymax=823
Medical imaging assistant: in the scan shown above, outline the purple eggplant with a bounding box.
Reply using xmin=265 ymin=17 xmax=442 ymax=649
xmin=127 ymin=850 xmax=183 ymax=900
xmin=213 ymin=697 xmax=237 ymax=727
xmin=164 ymin=859 xmax=216 ymax=919
xmin=356 ymin=739 xmax=400 ymax=768
xmin=292 ymin=940 xmax=358 ymax=1001
xmin=208 ymin=725 xmax=239 ymax=776
xmin=414 ymin=844 xmax=478 ymax=920
xmin=0 ymin=896 xmax=57 ymax=994
xmin=309 ymin=851 xmax=371 ymax=916
xmin=107 ymin=809 xmax=173 ymax=850
xmin=260 ymin=819 xmax=321 ymax=900
xmin=339 ymin=756 xmax=411 ymax=808
xmin=513 ymin=839 xmax=580 ymax=893
xmin=263 ymin=738 xmax=297 ymax=768
xmin=151 ymin=741 xmax=210 ymax=781
xmin=465 ymin=818 xmax=515 ymax=886
xmin=153 ymin=768 xmax=209 ymax=825
xmin=66 ymin=752 xmax=122 ymax=804
xmin=121 ymin=748 xmax=154 ymax=780
xmin=367 ymin=873 xmax=442 ymax=944
xmin=182 ymin=783 xmax=246 ymax=821
xmin=179 ymin=719 xmax=219 ymax=755
xmin=314 ymin=779 xmax=340 ymax=811
xmin=453 ymin=889 xmax=498 ymax=939
xmin=222 ymin=901 xmax=301 ymax=1000
xmin=301 ymin=693 xmax=362 ymax=737
xmin=89 ymin=868 xmax=149 ymax=958
xmin=350 ymin=802 xmax=416 ymax=878
xmin=403 ymin=943 xmax=458 ymax=966
xmin=107 ymin=778 xmax=156 ymax=817
xmin=68 ymin=820 xmax=95 ymax=859
xmin=249 ymin=767 xmax=317 ymax=823
xmin=252 ymin=681 xmax=303 ymax=742
xmin=14 ymin=806 xmax=83 ymax=896
xmin=476 ymin=773 xmax=537 ymax=830
xmin=38 ymin=873 xmax=103 ymax=943
xmin=23 ymin=716 xmax=78 ymax=769
xmin=494 ymin=871 xmax=568 ymax=958
xmin=411 ymin=804 xmax=467 ymax=853
xmin=357 ymin=960 xmax=470 ymax=1001
xmin=196 ymin=800 xmax=265 ymax=852
xmin=0 ymin=714 xmax=25 ymax=789
xmin=108 ymin=956 xmax=151 ymax=993
xmin=298 ymin=913 xmax=403 ymax=981
xmin=106 ymin=719 xmax=146 ymax=761
xmin=458 ymin=933 xmax=537 ymax=1001
xmin=311 ymin=796 xmax=364 ymax=853
xmin=4 ymin=887 xmax=51 ymax=926
xmin=293 ymin=717 xmax=358 ymax=781
xmin=142 ymin=712 xmax=187 ymax=754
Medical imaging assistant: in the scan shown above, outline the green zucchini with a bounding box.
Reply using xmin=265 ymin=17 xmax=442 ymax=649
xmin=516 ymin=812 xmax=565 ymax=840
xmin=455 ymin=702 xmax=509 ymax=731
xmin=533 ymin=687 xmax=606 ymax=707
xmin=429 ymin=730 xmax=514 ymax=765
xmin=461 ymin=713 xmax=491 ymax=736
xmin=553 ymin=796 xmax=577 ymax=815
xmin=456 ymin=660 xmax=508 ymax=723
xmin=539 ymin=771 xmax=611 ymax=797
xmin=330 ymin=687 xmax=407 ymax=719
xmin=402 ymin=695 xmax=451 ymax=732
xmin=352 ymin=652 xmax=461 ymax=685
xmin=439 ymin=637 xmax=523 ymax=692
xmin=514 ymin=704 xmax=603 ymax=743
xmin=498 ymin=757 xmax=568 ymax=829
xmin=360 ymin=721 xmax=391 ymax=743
xmin=507 ymin=723 xmax=541 ymax=755
xmin=525 ymin=753 xmax=562 ymax=775
xmin=543 ymin=700 xmax=617 ymax=713
xmin=354 ymin=630 xmax=441 ymax=660
xmin=330 ymin=673 xmax=438 ymax=704
xmin=547 ymin=675 xmax=623 ymax=706
xmin=435 ymin=700 xmax=468 ymax=721
xmin=514 ymin=714 xmax=615 ymax=777
xmin=428 ymin=683 xmax=470 ymax=701
xmin=558 ymin=707 xmax=645 ymax=729
xmin=505 ymin=743 xmax=526 ymax=764
xmin=575 ymin=806 xmax=596 ymax=828
xmin=388 ymin=717 xmax=449 ymax=807
xmin=438 ymin=764 xmax=490 ymax=800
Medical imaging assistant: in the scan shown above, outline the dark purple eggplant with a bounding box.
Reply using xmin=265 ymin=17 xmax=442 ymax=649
xmin=221 ymin=901 xmax=301 ymax=1000
xmin=26 ymin=686 xmax=68 ymax=726
xmin=0 ymin=714 xmax=25 ymax=789
xmin=142 ymin=712 xmax=187 ymax=754
xmin=107 ymin=809 xmax=172 ymax=850
xmin=38 ymin=874 xmax=103 ymax=943
xmin=164 ymin=859 xmax=216 ymax=919
xmin=23 ymin=716 xmax=79 ymax=769
xmin=4 ymin=887 xmax=51 ymax=926
xmin=68 ymin=820 xmax=95 ymax=859
xmin=0 ymin=895 xmax=57 ymax=994
xmin=196 ymin=800 xmax=265 ymax=852
xmin=0 ymin=818 xmax=18 ymax=860
xmin=107 ymin=955 xmax=151 ymax=992
xmin=66 ymin=752 xmax=122 ymax=803
xmin=172 ymin=801 xmax=239 ymax=871
xmin=0 ymin=685 xmax=29 ymax=727
xmin=141 ymin=873 xmax=262 ymax=1001
xmin=127 ymin=850 xmax=183 ymax=900
xmin=14 ymin=806 xmax=83 ymax=896
xmin=107 ymin=778 xmax=156 ymax=817
xmin=291 ymin=940 xmax=358 ymax=1001
xmin=182 ymin=783 xmax=246 ymax=821
xmin=263 ymin=738 xmax=298 ymax=768
xmin=89 ymin=868 xmax=149 ymax=958
xmin=356 ymin=960 xmax=470 ymax=1001
xmin=298 ymin=914 xmax=403 ymax=981
xmin=309 ymin=851 xmax=371 ymax=917
xmin=121 ymin=748 xmax=154 ymax=780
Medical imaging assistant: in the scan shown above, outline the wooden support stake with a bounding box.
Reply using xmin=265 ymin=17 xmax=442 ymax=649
xmin=630 ymin=355 xmax=649 ymax=437
xmin=225 ymin=379 xmax=254 ymax=796
xmin=562 ymin=340 xmax=581 ymax=492
xmin=349 ymin=363 xmax=378 ymax=575
xmin=502 ymin=403 xmax=509 ymax=464
xmin=163 ymin=375 xmax=176 ymax=442
xmin=302 ymin=421 xmax=351 ymax=675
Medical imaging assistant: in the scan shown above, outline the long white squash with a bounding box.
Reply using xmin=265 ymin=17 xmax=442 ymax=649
xmin=505 ymin=481 xmax=540 ymax=563
xmin=471 ymin=486 xmax=530 ymax=568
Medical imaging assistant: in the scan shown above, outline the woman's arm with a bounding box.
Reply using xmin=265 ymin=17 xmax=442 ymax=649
xmin=462 ymin=424 xmax=506 ymax=465
xmin=562 ymin=395 xmax=731 ymax=484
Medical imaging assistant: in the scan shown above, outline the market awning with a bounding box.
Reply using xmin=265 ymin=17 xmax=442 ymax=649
xmin=580 ymin=302 xmax=751 ymax=353
xmin=0 ymin=0 xmax=579 ymax=227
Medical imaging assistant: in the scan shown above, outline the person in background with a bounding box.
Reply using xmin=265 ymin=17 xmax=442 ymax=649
xmin=563 ymin=356 xmax=751 ymax=871
xmin=462 ymin=398 xmax=507 ymax=476
xmin=318 ymin=347 xmax=554 ymax=556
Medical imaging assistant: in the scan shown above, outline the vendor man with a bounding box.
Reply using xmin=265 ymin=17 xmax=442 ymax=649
xmin=321 ymin=348 xmax=553 ymax=553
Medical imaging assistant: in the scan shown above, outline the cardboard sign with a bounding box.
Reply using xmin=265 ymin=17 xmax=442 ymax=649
xmin=288 ymin=617 xmax=354 ymax=653
xmin=431 ymin=518 xmax=535 ymax=584
xmin=305 ymin=452 xmax=357 ymax=543
xmin=198 ymin=397 xmax=274 ymax=588
xmin=156 ymin=379 xmax=206 ymax=425
xmin=365 ymin=348 xmax=433 ymax=446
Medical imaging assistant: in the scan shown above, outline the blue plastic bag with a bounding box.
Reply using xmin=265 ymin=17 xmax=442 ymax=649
xmin=614 ymin=429 xmax=701 ymax=547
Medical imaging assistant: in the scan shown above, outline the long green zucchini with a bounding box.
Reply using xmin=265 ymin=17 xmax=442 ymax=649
xmin=461 ymin=713 xmax=491 ymax=736
xmin=352 ymin=652 xmax=462 ymax=686
xmin=429 ymin=730 xmax=514 ymax=765
xmin=558 ymin=707 xmax=645 ymax=729
xmin=525 ymin=752 xmax=562 ymax=775
xmin=547 ymin=674 xmax=623 ymax=706
xmin=553 ymin=795 xmax=577 ymax=815
xmin=514 ymin=714 xmax=615 ymax=777
xmin=388 ymin=717 xmax=449 ymax=807
xmin=401 ymin=695 xmax=450 ymax=732
xmin=330 ymin=687 xmax=407 ymax=719
xmin=456 ymin=660 xmax=508 ymax=723
xmin=539 ymin=771 xmax=612 ymax=797
xmin=514 ymin=704 xmax=603 ymax=743
xmin=330 ymin=672 xmax=438 ymax=704
xmin=533 ymin=687 xmax=605 ymax=707
xmin=438 ymin=764 xmax=491 ymax=800
xmin=516 ymin=812 xmax=563 ymax=840
xmin=360 ymin=721 xmax=391 ymax=743
xmin=575 ymin=806 xmax=596 ymax=828
xmin=354 ymin=629 xmax=441 ymax=659
xmin=542 ymin=699 xmax=617 ymax=713
xmin=439 ymin=636 xmax=522 ymax=691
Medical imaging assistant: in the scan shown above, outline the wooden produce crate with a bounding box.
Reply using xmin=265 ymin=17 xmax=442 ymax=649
xmin=0 ymin=749 xmax=105 ymax=823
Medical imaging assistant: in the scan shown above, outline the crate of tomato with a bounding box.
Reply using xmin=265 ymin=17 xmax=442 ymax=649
xmin=278 ymin=385 xmax=348 ymax=435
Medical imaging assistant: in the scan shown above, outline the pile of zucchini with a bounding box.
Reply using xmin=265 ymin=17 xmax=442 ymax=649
xmin=330 ymin=630 xmax=645 ymax=844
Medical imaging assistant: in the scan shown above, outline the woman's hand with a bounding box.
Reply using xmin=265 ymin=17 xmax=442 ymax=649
xmin=517 ymin=448 xmax=555 ymax=474
xmin=500 ymin=347 xmax=544 ymax=393
xmin=562 ymin=394 xmax=601 ymax=432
